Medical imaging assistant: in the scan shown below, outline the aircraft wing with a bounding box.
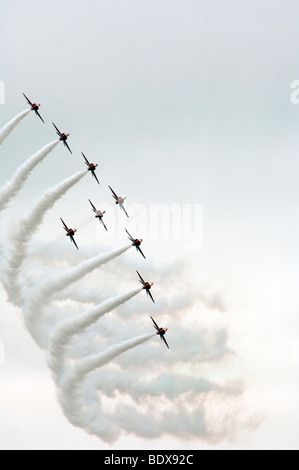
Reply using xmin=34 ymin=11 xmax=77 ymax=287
xmin=137 ymin=271 xmax=145 ymax=284
xmin=137 ymin=246 xmax=146 ymax=259
xmin=35 ymin=110 xmax=45 ymax=123
xmin=125 ymin=229 xmax=134 ymax=242
xmin=162 ymin=336 xmax=169 ymax=349
xmin=147 ymin=290 xmax=155 ymax=304
xmin=23 ymin=93 xmax=32 ymax=106
xmin=151 ymin=316 xmax=160 ymax=331
xmin=92 ymin=170 xmax=100 ymax=185
xmin=82 ymin=153 xmax=89 ymax=165
xmin=109 ymin=186 xmax=118 ymax=200
xmin=63 ymin=141 xmax=72 ymax=154
xmin=60 ymin=217 xmax=69 ymax=231
xmin=101 ymin=219 xmax=108 ymax=231
xmin=52 ymin=122 xmax=61 ymax=136
xmin=88 ymin=199 xmax=97 ymax=212
xmin=71 ymin=236 xmax=79 ymax=250
xmin=121 ymin=204 xmax=129 ymax=218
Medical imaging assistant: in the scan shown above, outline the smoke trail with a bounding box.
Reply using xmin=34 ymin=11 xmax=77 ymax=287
xmin=0 ymin=109 xmax=31 ymax=145
xmin=0 ymin=141 xmax=59 ymax=212
xmin=49 ymin=287 xmax=143 ymax=378
xmin=115 ymin=326 xmax=231 ymax=368
xmin=57 ymin=326 xmax=244 ymax=443
xmin=114 ymin=402 xmax=207 ymax=441
xmin=89 ymin=370 xmax=237 ymax=401
xmin=3 ymin=170 xmax=87 ymax=306
xmin=58 ymin=333 xmax=154 ymax=433
xmin=79 ymin=353 xmax=241 ymax=443
xmin=25 ymin=244 xmax=132 ymax=327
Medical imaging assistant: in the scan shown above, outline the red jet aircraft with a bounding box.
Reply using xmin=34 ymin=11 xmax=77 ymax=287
xmin=23 ymin=93 xmax=45 ymax=123
xmin=52 ymin=122 xmax=72 ymax=154
xmin=137 ymin=271 xmax=155 ymax=303
xmin=60 ymin=218 xmax=78 ymax=249
xmin=88 ymin=199 xmax=107 ymax=231
xmin=151 ymin=316 xmax=169 ymax=349
xmin=82 ymin=153 xmax=100 ymax=185
xmin=125 ymin=229 xmax=146 ymax=259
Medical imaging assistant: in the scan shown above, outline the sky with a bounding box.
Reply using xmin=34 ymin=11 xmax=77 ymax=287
xmin=1 ymin=0 xmax=299 ymax=450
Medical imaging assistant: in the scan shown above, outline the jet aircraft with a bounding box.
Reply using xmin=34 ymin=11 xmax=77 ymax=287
xmin=60 ymin=217 xmax=78 ymax=249
xmin=23 ymin=93 xmax=44 ymax=123
xmin=137 ymin=271 xmax=155 ymax=303
xmin=82 ymin=153 xmax=100 ymax=185
xmin=151 ymin=316 xmax=169 ymax=349
xmin=88 ymin=199 xmax=107 ymax=231
xmin=109 ymin=186 xmax=129 ymax=218
xmin=125 ymin=229 xmax=146 ymax=259
xmin=52 ymin=122 xmax=72 ymax=154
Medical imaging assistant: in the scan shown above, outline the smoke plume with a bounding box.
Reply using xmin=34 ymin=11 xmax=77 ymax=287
xmin=58 ymin=334 xmax=155 ymax=435
xmin=0 ymin=109 xmax=31 ymax=145
xmin=25 ymin=244 xmax=132 ymax=327
xmin=3 ymin=169 xmax=87 ymax=306
xmin=0 ymin=141 xmax=59 ymax=212
xmin=49 ymin=288 xmax=143 ymax=377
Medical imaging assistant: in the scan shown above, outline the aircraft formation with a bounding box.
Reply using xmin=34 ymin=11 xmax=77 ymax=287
xmin=23 ymin=92 xmax=169 ymax=349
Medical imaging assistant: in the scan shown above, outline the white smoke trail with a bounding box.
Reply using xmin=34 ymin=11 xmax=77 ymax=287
xmin=89 ymin=370 xmax=240 ymax=402
xmin=114 ymin=402 xmax=208 ymax=441
xmin=81 ymin=363 xmax=242 ymax=443
xmin=3 ymin=170 xmax=87 ymax=306
xmin=54 ymin=284 xmax=105 ymax=305
xmin=25 ymin=244 xmax=132 ymax=327
xmin=0 ymin=109 xmax=31 ymax=145
xmin=111 ymin=386 xmax=251 ymax=442
xmin=58 ymin=333 xmax=154 ymax=435
xmin=0 ymin=140 xmax=59 ymax=212
xmin=48 ymin=287 xmax=143 ymax=378
xmin=115 ymin=326 xmax=231 ymax=368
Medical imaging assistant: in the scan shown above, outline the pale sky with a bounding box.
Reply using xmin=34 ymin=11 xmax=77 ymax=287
xmin=1 ymin=0 xmax=299 ymax=450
